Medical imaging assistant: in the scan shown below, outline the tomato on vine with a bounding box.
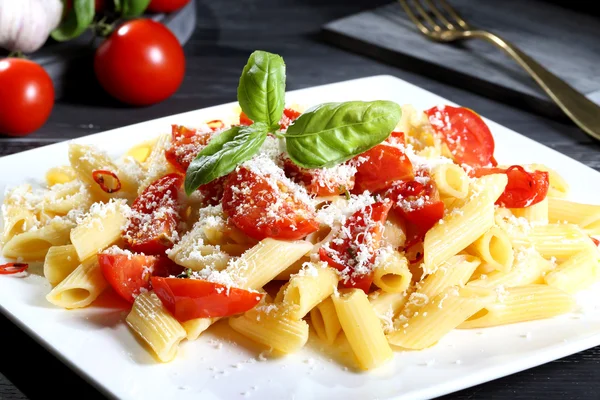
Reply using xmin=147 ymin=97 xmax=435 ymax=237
xmin=94 ymin=19 xmax=185 ymax=106
xmin=0 ymin=58 xmax=54 ymax=136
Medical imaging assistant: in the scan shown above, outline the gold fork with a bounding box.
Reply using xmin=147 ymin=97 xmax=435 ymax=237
xmin=399 ymin=0 xmax=600 ymax=141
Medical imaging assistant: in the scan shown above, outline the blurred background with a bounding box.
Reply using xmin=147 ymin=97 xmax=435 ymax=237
xmin=1 ymin=0 xmax=600 ymax=399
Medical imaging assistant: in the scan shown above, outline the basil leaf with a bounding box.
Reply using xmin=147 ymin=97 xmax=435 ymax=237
xmin=237 ymin=51 xmax=286 ymax=131
xmin=51 ymin=0 xmax=95 ymax=41
xmin=284 ymin=101 xmax=402 ymax=168
xmin=119 ymin=0 xmax=151 ymax=17
xmin=184 ymin=123 xmax=269 ymax=195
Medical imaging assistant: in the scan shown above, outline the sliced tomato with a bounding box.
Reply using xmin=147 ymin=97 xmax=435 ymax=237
xmin=151 ymin=277 xmax=264 ymax=321
xmin=238 ymin=108 xmax=301 ymax=129
xmin=472 ymin=165 xmax=549 ymax=208
xmin=319 ymin=201 xmax=392 ymax=293
xmin=197 ymin=176 xmax=227 ymax=206
xmin=426 ymin=105 xmax=496 ymax=168
xmin=386 ymin=171 xmax=444 ymax=242
xmin=165 ymin=125 xmax=214 ymax=173
xmin=124 ymin=173 xmax=183 ymax=255
xmin=282 ymin=156 xmax=355 ymax=196
xmin=98 ymin=252 xmax=158 ymax=303
xmin=152 ymin=256 xmax=185 ymax=277
xmin=352 ymin=134 xmax=413 ymax=194
xmin=222 ymin=166 xmax=319 ymax=240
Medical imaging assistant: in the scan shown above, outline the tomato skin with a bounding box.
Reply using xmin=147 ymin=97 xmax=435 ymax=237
xmin=151 ymin=277 xmax=264 ymax=321
xmin=98 ymin=253 xmax=157 ymax=303
xmin=165 ymin=125 xmax=213 ymax=173
xmin=222 ymin=167 xmax=319 ymax=241
xmin=94 ymin=19 xmax=185 ymax=106
xmin=426 ymin=106 xmax=496 ymax=168
xmin=320 ymin=201 xmax=392 ymax=293
xmin=0 ymin=59 xmax=54 ymax=136
xmin=473 ymin=166 xmax=549 ymax=208
xmin=282 ymin=157 xmax=356 ymax=196
xmin=386 ymin=172 xmax=444 ymax=241
xmin=124 ymin=173 xmax=183 ymax=254
xmin=0 ymin=263 xmax=28 ymax=275
xmin=353 ymin=140 xmax=414 ymax=194
xmin=147 ymin=0 xmax=191 ymax=12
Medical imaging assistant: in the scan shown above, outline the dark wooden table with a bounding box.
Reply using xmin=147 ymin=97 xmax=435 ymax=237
xmin=2 ymin=0 xmax=600 ymax=399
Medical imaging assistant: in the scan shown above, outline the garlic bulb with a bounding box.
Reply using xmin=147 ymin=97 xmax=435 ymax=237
xmin=0 ymin=0 xmax=64 ymax=53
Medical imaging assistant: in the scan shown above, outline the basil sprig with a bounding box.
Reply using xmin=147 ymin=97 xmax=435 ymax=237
xmin=114 ymin=0 xmax=152 ymax=17
xmin=285 ymin=101 xmax=402 ymax=168
xmin=184 ymin=123 xmax=268 ymax=195
xmin=183 ymin=50 xmax=402 ymax=195
xmin=51 ymin=0 xmax=95 ymax=41
xmin=238 ymin=51 xmax=286 ymax=131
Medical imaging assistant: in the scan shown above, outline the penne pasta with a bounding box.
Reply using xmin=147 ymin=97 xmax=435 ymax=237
xmin=282 ymin=262 xmax=338 ymax=319
xmin=2 ymin=218 xmax=73 ymax=261
xmin=46 ymin=256 xmax=107 ymax=309
xmin=432 ymin=163 xmax=469 ymax=200
xmin=333 ymin=289 xmax=393 ymax=370
xmin=458 ymin=284 xmax=575 ymax=329
xmin=511 ymin=197 xmax=548 ymax=224
xmin=43 ymin=245 xmax=80 ymax=286
xmin=548 ymin=197 xmax=600 ymax=235
xmin=45 ymin=166 xmax=78 ymax=187
xmin=369 ymin=290 xmax=409 ymax=333
xmin=310 ymin=296 xmax=342 ymax=345
xmin=126 ymin=291 xmax=186 ymax=362
xmin=544 ymin=249 xmax=599 ymax=293
xmin=467 ymin=226 xmax=514 ymax=273
xmin=372 ymin=250 xmax=412 ymax=293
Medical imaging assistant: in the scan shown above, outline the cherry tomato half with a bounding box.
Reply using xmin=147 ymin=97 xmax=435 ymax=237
xmin=0 ymin=59 xmax=54 ymax=136
xmin=426 ymin=105 xmax=496 ymax=168
xmin=473 ymin=166 xmax=549 ymax=208
xmin=94 ymin=19 xmax=185 ymax=106
xmin=151 ymin=277 xmax=264 ymax=321
xmin=147 ymin=0 xmax=191 ymax=13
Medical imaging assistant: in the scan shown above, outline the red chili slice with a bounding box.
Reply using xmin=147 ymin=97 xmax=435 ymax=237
xmin=0 ymin=263 xmax=29 ymax=275
xmin=92 ymin=170 xmax=122 ymax=193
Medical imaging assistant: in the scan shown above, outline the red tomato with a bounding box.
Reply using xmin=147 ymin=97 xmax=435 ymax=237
xmin=238 ymin=108 xmax=301 ymax=129
xmin=151 ymin=277 xmax=264 ymax=321
xmin=95 ymin=0 xmax=105 ymax=11
xmin=165 ymin=125 xmax=213 ymax=173
xmin=94 ymin=19 xmax=185 ymax=106
xmin=196 ymin=176 xmax=227 ymax=206
xmin=353 ymin=133 xmax=414 ymax=194
xmin=472 ymin=165 xmax=549 ymax=208
xmin=281 ymin=156 xmax=356 ymax=196
xmin=426 ymin=106 xmax=496 ymax=168
xmin=0 ymin=59 xmax=54 ymax=136
xmin=98 ymin=252 xmax=158 ymax=303
xmin=222 ymin=166 xmax=319 ymax=240
xmin=124 ymin=173 xmax=183 ymax=254
xmin=386 ymin=171 xmax=444 ymax=241
xmin=147 ymin=0 xmax=191 ymax=13
xmin=319 ymin=201 xmax=392 ymax=293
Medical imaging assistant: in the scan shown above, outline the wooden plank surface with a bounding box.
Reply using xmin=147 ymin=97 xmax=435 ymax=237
xmin=322 ymin=0 xmax=600 ymax=117
xmin=1 ymin=0 xmax=600 ymax=399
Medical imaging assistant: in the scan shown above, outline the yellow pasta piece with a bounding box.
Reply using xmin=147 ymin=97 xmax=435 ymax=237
xmin=181 ymin=318 xmax=216 ymax=341
xmin=70 ymin=200 xmax=128 ymax=261
xmin=372 ymin=250 xmax=411 ymax=293
xmin=282 ymin=262 xmax=338 ymax=319
xmin=125 ymin=138 xmax=158 ymax=164
xmin=333 ymin=289 xmax=393 ymax=370
xmin=45 ymin=166 xmax=78 ymax=187
xmin=468 ymin=247 xmax=552 ymax=288
xmin=548 ymin=197 xmax=600 ymax=235
xmin=467 ymin=226 xmax=514 ymax=272
xmin=511 ymin=197 xmax=548 ymax=224
xmin=126 ymin=291 xmax=186 ymax=362
xmin=388 ymin=286 xmax=495 ymax=349
xmin=510 ymin=223 xmax=595 ymax=259
xmin=2 ymin=219 xmax=73 ymax=261
xmin=310 ymin=296 xmax=341 ymax=345
xmin=46 ymin=256 xmax=107 ymax=309
xmin=424 ymin=174 xmax=508 ymax=274
xmin=432 ymin=163 xmax=469 ymax=200
xmin=42 ymin=180 xmax=93 ymax=216
xmin=43 ymin=245 xmax=80 ymax=286
xmin=459 ymin=284 xmax=575 ymax=329
xmin=229 ymin=305 xmax=309 ymax=354
xmin=544 ymin=249 xmax=599 ymax=293
xmin=368 ymin=290 xmax=409 ymax=333
xmin=1 ymin=205 xmax=37 ymax=245
xmin=382 ymin=216 xmax=406 ymax=249
xmin=138 ymin=134 xmax=175 ymax=194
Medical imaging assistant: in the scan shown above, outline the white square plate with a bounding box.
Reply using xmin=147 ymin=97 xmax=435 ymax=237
xmin=1 ymin=75 xmax=600 ymax=400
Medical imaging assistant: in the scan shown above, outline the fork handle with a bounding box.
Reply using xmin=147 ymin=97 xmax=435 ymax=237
xmin=470 ymin=30 xmax=600 ymax=141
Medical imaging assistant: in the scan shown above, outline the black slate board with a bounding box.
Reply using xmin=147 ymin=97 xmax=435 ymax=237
xmin=322 ymin=0 xmax=600 ymax=118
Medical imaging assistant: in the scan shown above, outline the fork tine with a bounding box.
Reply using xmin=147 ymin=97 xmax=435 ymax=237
xmin=399 ymin=0 xmax=432 ymax=36
xmin=411 ymin=0 xmax=443 ymax=33
xmin=424 ymin=0 xmax=457 ymax=30
xmin=438 ymin=0 xmax=471 ymax=30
